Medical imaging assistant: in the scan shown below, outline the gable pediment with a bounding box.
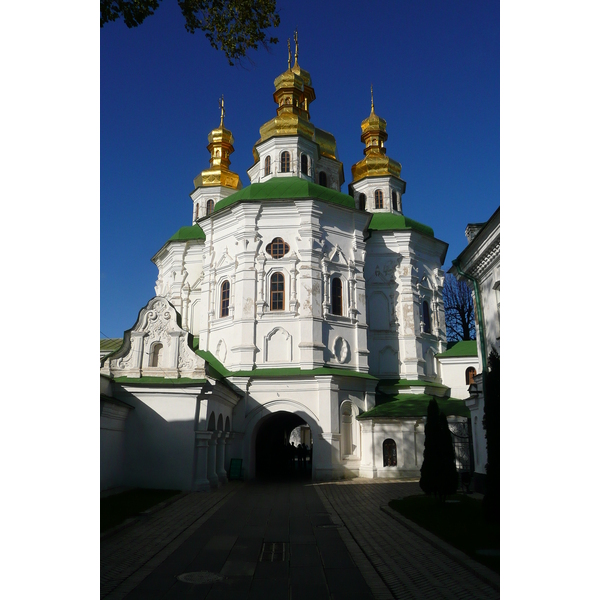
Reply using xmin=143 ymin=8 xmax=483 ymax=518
xmin=100 ymin=297 xmax=206 ymax=380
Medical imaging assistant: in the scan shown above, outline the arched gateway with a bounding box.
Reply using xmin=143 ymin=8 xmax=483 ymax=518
xmin=254 ymin=411 xmax=313 ymax=480
xmin=245 ymin=402 xmax=320 ymax=481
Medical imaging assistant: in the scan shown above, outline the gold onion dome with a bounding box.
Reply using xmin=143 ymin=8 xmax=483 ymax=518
xmin=253 ymin=33 xmax=318 ymax=160
xmin=193 ymin=96 xmax=242 ymax=191
xmin=351 ymin=88 xmax=402 ymax=183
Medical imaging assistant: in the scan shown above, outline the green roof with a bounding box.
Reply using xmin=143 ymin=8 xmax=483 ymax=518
xmin=378 ymin=378 xmax=449 ymax=391
xmin=228 ymin=366 xmax=377 ymax=379
xmin=113 ymin=376 xmax=207 ymax=386
xmin=192 ymin=338 xmax=376 ymax=381
xmin=436 ymin=340 xmax=478 ymax=358
xmin=100 ymin=338 xmax=123 ymax=353
xmin=212 ymin=177 xmax=356 ymax=214
xmin=358 ymin=393 xmax=470 ymax=419
xmin=194 ymin=348 xmax=232 ymax=381
xmin=168 ymin=224 xmax=206 ymax=242
xmin=368 ymin=213 xmax=435 ymax=237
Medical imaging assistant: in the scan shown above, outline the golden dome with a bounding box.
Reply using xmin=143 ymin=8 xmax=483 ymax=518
xmin=351 ymin=88 xmax=402 ymax=184
xmin=193 ymin=96 xmax=242 ymax=191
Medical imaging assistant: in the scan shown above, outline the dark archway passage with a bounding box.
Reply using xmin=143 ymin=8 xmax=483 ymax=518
xmin=255 ymin=411 xmax=313 ymax=481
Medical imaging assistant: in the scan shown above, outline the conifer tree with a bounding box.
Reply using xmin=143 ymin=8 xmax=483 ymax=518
xmin=482 ymin=349 xmax=500 ymax=522
xmin=420 ymin=398 xmax=458 ymax=502
xmin=438 ymin=413 xmax=459 ymax=501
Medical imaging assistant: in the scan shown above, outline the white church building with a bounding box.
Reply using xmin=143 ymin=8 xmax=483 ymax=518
xmin=100 ymin=48 xmax=480 ymax=492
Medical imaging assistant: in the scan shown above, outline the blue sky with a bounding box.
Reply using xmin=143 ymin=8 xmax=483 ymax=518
xmin=100 ymin=0 xmax=499 ymax=339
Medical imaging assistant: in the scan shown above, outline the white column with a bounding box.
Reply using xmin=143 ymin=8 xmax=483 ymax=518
xmin=216 ymin=432 xmax=229 ymax=484
xmin=207 ymin=432 xmax=220 ymax=488
xmin=194 ymin=432 xmax=212 ymax=491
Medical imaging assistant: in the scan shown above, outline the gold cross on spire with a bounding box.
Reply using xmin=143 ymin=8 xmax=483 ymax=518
xmin=287 ymin=38 xmax=291 ymax=69
xmin=219 ymin=94 xmax=225 ymax=125
xmin=371 ymin=84 xmax=374 ymax=113
xmin=294 ymin=29 xmax=299 ymax=65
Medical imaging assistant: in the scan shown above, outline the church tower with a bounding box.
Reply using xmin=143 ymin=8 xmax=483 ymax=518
xmin=190 ymin=97 xmax=242 ymax=222
xmin=349 ymin=88 xmax=406 ymax=213
xmin=350 ymin=92 xmax=448 ymax=381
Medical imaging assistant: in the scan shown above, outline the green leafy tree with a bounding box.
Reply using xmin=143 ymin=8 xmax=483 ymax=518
xmin=420 ymin=399 xmax=458 ymax=502
xmin=482 ymin=349 xmax=500 ymax=523
xmin=443 ymin=273 xmax=476 ymax=342
xmin=100 ymin=0 xmax=280 ymax=65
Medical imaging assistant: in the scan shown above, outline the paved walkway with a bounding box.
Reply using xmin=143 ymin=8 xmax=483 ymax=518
xmin=101 ymin=479 xmax=499 ymax=599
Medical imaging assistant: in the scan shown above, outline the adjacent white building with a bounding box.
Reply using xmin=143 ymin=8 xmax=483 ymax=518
xmin=450 ymin=208 xmax=500 ymax=491
xmin=101 ymin=49 xmax=478 ymax=492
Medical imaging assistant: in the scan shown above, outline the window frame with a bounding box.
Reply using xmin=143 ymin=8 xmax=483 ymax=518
xmin=206 ymin=199 xmax=215 ymax=215
xmin=383 ymin=438 xmax=397 ymax=467
xmin=359 ymin=194 xmax=366 ymax=211
xmin=422 ymin=300 xmax=432 ymax=333
xmin=220 ymin=280 xmax=230 ymax=318
xmin=319 ymin=171 xmax=327 ymax=187
xmin=266 ymin=237 xmax=290 ymax=259
xmin=301 ymin=153 xmax=308 ymax=175
xmin=374 ymin=189 xmax=384 ymax=209
xmin=466 ymin=366 xmax=477 ymax=385
xmin=270 ymin=272 xmax=285 ymax=311
xmin=264 ymin=155 xmax=271 ymax=176
xmin=331 ymin=276 xmax=343 ymax=316
xmin=280 ymin=151 xmax=291 ymax=173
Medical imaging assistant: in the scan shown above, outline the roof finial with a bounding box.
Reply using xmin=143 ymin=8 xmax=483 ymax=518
xmin=287 ymin=38 xmax=291 ymax=69
xmin=219 ymin=94 xmax=225 ymax=126
xmin=371 ymin=84 xmax=374 ymax=113
xmin=294 ymin=29 xmax=299 ymax=65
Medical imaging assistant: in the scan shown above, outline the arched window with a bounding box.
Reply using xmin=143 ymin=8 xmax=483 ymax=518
xmin=264 ymin=155 xmax=271 ymax=176
xmin=392 ymin=191 xmax=398 ymax=211
xmin=206 ymin=199 xmax=214 ymax=215
xmin=359 ymin=194 xmax=366 ymax=211
xmin=375 ymin=189 xmax=384 ymax=209
xmin=422 ymin=300 xmax=431 ymax=333
xmin=208 ymin=412 xmax=216 ymax=431
xmin=301 ymin=154 xmax=308 ymax=175
xmin=280 ymin=151 xmax=291 ymax=173
xmin=331 ymin=277 xmax=343 ymax=316
xmin=319 ymin=171 xmax=327 ymax=187
xmin=270 ymin=272 xmax=285 ymax=310
xmin=466 ymin=367 xmax=477 ymax=385
xmin=383 ymin=439 xmax=397 ymax=467
xmin=194 ymin=203 xmax=199 ymax=220
xmin=149 ymin=343 xmax=163 ymax=367
xmin=266 ymin=237 xmax=289 ymax=259
xmin=220 ymin=280 xmax=230 ymax=317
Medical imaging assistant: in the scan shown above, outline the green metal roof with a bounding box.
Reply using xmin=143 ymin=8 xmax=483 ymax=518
xmin=192 ymin=338 xmax=376 ymax=380
xmin=168 ymin=224 xmax=206 ymax=242
xmin=436 ymin=340 xmax=478 ymax=358
xmin=228 ymin=366 xmax=377 ymax=379
xmin=378 ymin=378 xmax=449 ymax=391
xmin=212 ymin=177 xmax=356 ymax=214
xmin=368 ymin=213 xmax=435 ymax=237
xmin=100 ymin=338 xmax=123 ymax=353
xmin=358 ymin=393 xmax=470 ymax=419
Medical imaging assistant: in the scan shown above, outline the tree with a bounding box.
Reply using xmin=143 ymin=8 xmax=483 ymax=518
xmin=482 ymin=349 xmax=500 ymax=523
xmin=420 ymin=399 xmax=458 ymax=502
xmin=443 ymin=273 xmax=475 ymax=342
xmin=100 ymin=0 xmax=280 ymax=65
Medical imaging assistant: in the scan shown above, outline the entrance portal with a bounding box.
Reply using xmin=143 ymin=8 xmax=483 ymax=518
xmin=255 ymin=411 xmax=313 ymax=481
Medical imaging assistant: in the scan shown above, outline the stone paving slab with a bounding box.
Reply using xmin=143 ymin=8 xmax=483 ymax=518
xmin=101 ymin=478 xmax=500 ymax=600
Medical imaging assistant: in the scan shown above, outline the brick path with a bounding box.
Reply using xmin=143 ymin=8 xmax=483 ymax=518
xmin=100 ymin=478 xmax=499 ymax=599
xmin=315 ymin=479 xmax=499 ymax=599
